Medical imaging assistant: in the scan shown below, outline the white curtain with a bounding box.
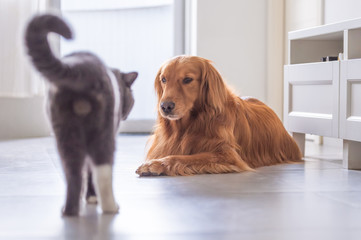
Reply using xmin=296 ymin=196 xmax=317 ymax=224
xmin=0 ymin=0 xmax=48 ymax=97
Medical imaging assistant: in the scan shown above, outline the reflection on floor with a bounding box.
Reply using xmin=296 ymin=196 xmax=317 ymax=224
xmin=0 ymin=135 xmax=360 ymax=240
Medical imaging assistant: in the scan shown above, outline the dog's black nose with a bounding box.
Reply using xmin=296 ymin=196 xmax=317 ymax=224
xmin=161 ymin=101 xmax=175 ymax=114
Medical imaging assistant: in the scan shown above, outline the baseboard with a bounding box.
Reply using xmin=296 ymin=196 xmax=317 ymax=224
xmin=0 ymin=97 xmax=155 ymax=139
xmin=0 ymin=96 xmax=51 ymax=140
xmin=118 ymin=119 xmax=155 ymax=133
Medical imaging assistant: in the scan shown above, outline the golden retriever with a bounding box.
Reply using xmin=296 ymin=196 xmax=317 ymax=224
xmin=136 ymin=56 xmax=302 ymax=176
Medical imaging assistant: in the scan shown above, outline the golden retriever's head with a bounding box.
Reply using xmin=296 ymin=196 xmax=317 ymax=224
xmin=155 ymin=56 xmax=227 ymax=120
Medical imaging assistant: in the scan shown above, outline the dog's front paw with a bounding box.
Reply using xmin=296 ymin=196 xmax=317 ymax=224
xmin=136 ymin=160 xmax=168 ymax=176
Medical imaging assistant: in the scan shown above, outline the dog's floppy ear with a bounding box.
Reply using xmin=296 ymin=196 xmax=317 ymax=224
xmin=200 ymin=60 xmax=227 ymax=113
xmin=154 ymin=68 xmax=163 ymax=103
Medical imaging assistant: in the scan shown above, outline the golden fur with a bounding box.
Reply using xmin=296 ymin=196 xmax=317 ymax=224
xmin=136 ymin=56 xmax=302 ymax=176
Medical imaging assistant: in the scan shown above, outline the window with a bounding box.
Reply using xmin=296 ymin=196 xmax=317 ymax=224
xmin=61 ymin=0 xmax=185 ymax=132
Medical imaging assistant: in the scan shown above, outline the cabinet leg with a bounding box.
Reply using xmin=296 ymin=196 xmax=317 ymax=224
xmin=291 ymin=132 xmax=305 ymax=157
xmin=343 ymin=140 xmax=361 ymax=170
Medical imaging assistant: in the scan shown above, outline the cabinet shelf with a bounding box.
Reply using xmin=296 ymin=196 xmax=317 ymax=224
xmin=290 ymin=33 xmax=343 ymax=64
xmin=288 ymin=18 xmax=361 ymax=64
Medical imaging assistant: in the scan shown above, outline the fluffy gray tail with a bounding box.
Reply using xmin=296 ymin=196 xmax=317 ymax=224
xmin=25 ymin=14 xmax=72 ymax=81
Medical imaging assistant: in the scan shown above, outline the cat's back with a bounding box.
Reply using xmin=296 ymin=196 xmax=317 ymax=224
xmin=49 ymin=52 xmax=115 ymax=133
xmin=62 ymin=51 xmax=109 ymax=86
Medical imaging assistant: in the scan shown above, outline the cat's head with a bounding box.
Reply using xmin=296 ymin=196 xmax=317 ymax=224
xmin=111 ymin=68 xmax=138 ymax=120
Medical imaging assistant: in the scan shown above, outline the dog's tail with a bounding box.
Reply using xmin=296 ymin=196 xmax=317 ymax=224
xmin=25 ymin=14 xmax=73 ymax=81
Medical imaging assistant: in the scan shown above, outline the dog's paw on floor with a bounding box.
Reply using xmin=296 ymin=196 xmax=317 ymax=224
xmin=136 ymin=160 xmax=168 ymax=176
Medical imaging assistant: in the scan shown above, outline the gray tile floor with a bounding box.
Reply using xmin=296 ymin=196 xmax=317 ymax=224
xmin=0 ymin=135 xmax=360 ymax=240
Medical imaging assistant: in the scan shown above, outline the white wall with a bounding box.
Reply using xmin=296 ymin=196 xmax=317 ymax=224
xmin=285 ymin=0 xmax=323 ymax=32
xmin=194 ymin=0 xmax=286 ymax=117
xmin=324 ymin=0 xmax=361 ymax=24
xmin=284 ymin=0 xmax=324 ymax=64
xmin=266 ymin=0 xmax=285 ymax=118
xmin=196 ymin=0 xmax=268 ymax=102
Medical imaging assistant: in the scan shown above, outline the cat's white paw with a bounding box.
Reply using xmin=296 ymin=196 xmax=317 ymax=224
xmin=102 ymin=203 xmax=119 ymax=214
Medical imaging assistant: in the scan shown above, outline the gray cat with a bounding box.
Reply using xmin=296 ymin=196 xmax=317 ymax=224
xmin=25 ymin=14 xmax=137 ymax=216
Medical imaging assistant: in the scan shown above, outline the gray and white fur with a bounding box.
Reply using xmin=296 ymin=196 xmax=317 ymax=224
xmin=25 ymin=14 xmax=137 ymax=216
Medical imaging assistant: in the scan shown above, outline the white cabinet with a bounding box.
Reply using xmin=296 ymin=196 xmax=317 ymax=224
xmin=285 ymin=18 xmax=361 ymax=170
xmin=340 ymin=59 xmax=361 ymax=141
xmin=284 ymin=62 xmax=339 ymax=138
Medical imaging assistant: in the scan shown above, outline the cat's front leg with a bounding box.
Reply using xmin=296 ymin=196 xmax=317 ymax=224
xmin=86 ymin=171 xmax=97 ymax=204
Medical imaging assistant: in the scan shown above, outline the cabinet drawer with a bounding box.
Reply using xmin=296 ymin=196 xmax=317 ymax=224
xmin=284 ymin=62 xmax=339 ymax=137
xmin=340 ymin=59 xmax=361 ymax=141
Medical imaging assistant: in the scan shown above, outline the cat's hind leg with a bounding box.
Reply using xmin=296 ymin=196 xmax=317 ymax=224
xmin=61 ymin=152 xmax=85 ymax=216
xmin=91 ymin=163 xmax=118 ymax=213
xmin=55 ymin=128 xmax=86 ymax=216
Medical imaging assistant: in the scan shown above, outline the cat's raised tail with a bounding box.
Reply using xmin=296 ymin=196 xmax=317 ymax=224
xmin=25 ymin=14 xmax=73 ymax=80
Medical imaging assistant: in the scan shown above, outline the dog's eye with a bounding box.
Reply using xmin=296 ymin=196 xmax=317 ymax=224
xmin=161 ymin=77 xmax=166 ymax=83
xmin=183 ymin=77 xmax=193 ymax=84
